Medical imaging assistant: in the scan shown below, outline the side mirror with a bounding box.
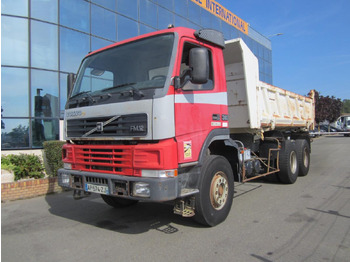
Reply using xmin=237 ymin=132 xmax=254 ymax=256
xmin=67 ymin=73 xmax=76 ymax=98
xmin=189 ymin=48 xmax=209 ymax=84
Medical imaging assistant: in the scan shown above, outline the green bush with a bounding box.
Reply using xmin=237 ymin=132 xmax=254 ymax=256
xmin=1 ymin=154 xmax=45 ymax=181
xmin=43 ymin=140 xmax=65 ymax=177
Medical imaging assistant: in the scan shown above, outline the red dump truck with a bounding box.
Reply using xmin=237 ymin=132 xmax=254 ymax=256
xmin=58 ymin=27 xmax=315 ymax=226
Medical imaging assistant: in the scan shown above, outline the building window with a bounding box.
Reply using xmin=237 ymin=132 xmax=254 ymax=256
xmin=117 ymin=0 xmax=138 ymax=20
xmin=1 ymin=68 xmax=29 ymax=117
xmin=31 ymin=0 xmax=58 ymax=23
xmin=31 ymin=70 xmax=59 ymax=118
xmin=117 ymin=15 xmax=139 ymax=41
xmin=31 ymin=20 xmax=58 ymax=70
xmin=60 ymin=27 xmax=90 ymax=73
xmin=1 ymin=119 xmax=30 ymax=149
xmin=32 ymin=119 xmax=59 ymax=148
xmin=1 ymin=0 xmax=28 ymax=17
xmin=139 ymin=0 xmax=157 ymax=28
xmin=91 ymin=5 xmax=117 ymax=41
xmin=60 ymin=0 xmax=89 ymax=33
xmin=1 ymin=16 xmax=28 ymax=67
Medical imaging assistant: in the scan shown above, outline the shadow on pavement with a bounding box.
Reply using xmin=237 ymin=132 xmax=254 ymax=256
xmin=45 ymin=191 xmax=202 ymax=234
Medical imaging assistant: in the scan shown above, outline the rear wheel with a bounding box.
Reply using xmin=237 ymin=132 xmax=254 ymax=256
xmin=194 ymin=155 xmax=234 ymax=227
xmin=278 ymin=140 xmax=299 ymax=184
xmin=101 ymin=195 xmax=138 ymax=208
xmin=296 ymin=139 xmax=310 ymax=176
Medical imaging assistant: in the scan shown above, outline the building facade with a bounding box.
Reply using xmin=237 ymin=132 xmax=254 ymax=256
xmin=1 ymin=0 xmax=272 ymax=150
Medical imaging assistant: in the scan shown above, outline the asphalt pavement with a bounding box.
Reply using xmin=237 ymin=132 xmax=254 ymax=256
xmin=2 ymin=136 xmax=350 ymax=262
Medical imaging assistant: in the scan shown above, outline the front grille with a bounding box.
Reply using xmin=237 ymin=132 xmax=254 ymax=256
xmin=74 ymin=144 xmax=133 ymax=176
xmin=67 ymin=114 xmax=147 ymax=137
xmin=86 ymin=176 xmax=108 ymax=185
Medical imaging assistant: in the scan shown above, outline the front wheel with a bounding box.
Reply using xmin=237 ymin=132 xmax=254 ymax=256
xmin=194 ymin=155 xmax=234 ymax=227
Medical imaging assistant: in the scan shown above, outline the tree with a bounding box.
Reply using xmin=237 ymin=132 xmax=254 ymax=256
xmin=310 ymin=90 xmax=343 ymax=124
xmin=342 ymin=99 xmax=350 ymax=114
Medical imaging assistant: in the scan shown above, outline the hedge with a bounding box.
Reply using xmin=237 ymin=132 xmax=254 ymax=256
xmin=1 ymin=154 xmax=45 ymax=181
xmin=43 ymin=140 xmax=65 ymax=177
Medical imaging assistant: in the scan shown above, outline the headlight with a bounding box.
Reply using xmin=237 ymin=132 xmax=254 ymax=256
xmin=60 ymin=173 xmax=70 ymax=186
xmin=64 ymin=163 xmax=72 ymax=169
xmin=133 ymin=182 xmax=150 ymax=198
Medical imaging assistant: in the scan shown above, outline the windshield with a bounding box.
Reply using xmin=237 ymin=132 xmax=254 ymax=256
xmin=69 ymin=34 xmax=174 ymax=106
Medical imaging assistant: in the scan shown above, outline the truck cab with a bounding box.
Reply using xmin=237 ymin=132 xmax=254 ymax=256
xmin=58 ymin=27 xmax=314 ymax=226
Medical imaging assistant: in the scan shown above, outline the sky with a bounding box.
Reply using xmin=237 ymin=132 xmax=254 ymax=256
xmin=218 ymin=0 xmax=350 ymax=100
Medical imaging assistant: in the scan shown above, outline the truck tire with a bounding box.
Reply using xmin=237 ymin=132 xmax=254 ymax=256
xmin=278 ymin=140 xmax=299 ymax=184
xmin=101 ymin=195 xmax=138 ymax=208
xmin=194 ymin=155 xmax=234 ymax=227
xmin=296 ymin=139 xmax=310 ymax=176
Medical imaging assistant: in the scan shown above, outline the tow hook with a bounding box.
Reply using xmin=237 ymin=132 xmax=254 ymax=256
xmin=73 ymin=189 xmax=91 ymax=200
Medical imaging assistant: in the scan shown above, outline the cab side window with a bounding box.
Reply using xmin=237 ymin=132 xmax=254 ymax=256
xmin=179 ymin=42 xmax=214 ymax=90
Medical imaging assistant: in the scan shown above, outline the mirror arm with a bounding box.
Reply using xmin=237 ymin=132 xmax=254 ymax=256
xmin=67 ymin=73 xmax=76 ymax=99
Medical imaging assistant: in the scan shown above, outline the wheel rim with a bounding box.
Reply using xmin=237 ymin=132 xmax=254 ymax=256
xmin=303 ymin=147 xmax=309 ymax=168
xmin=210 ymin=171 xmax=229 ymax=210
xmin=290 ymin=151 xmax=298 ymax=174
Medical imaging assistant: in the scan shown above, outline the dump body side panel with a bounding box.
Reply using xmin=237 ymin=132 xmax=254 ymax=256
xmin=223 ymin=38 xmax=314 ymax=134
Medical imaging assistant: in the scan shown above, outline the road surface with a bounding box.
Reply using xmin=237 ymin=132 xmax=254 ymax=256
xmin=2 ymin=136 xmax=350 ymax=262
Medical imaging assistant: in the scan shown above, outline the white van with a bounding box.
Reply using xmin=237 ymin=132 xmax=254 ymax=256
xmin=334 ymin=116 xmax=350 ymax=136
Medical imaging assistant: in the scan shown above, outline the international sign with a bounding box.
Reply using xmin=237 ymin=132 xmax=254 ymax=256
xmin=190 ymin=0 xmax=249 ymax=35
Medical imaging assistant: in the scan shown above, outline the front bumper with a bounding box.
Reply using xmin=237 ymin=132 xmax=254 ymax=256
xmin=57 ymin=168 xmax=179 ymax=201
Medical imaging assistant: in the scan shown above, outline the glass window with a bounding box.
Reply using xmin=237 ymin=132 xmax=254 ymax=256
xmin=1 ymin=16 xmax=28 ymax=67
xmin=118 ymin=15 xmax=139 ymax=41
xmin=31 ymin=70 xmax=59 ymax=118
xmin=1 ymin=119 xmax=30 ymax=149
xmin=139 ymin=0 xmax=157 ymax=28
xmin=1 ymin=67 xmax=29 ymax=117
xmin=188 ymin=0 xmax=201 ymax=25
xmin=31 ymin=21 xmax=58 ymax=70
xmin=175 ymin=15 xmax=189 ymax=28
xmin=258 ymin=44 xmax=264 ymax=59
xmin=60 ymin=73 xmax=68 ymax=115
xmin=92 ymin=0 xmax=116 ymax=11
xmin=179 ymin=42 xmax=214 ymax=91
xmin=231 ymin=28 xmax=239 ymax=39
xmin=32 ymin=119 xmax=59 ymax=148
xmin=60 ymin=27 xmax=90 ymax=73
xmin=200 ymin=10 xmax=211 ymax=28
xmin=222 ymin=22 xmax=231 ymax=40
xmin=188 ymin=21 xmax=200 ymax=31
xmin=175 ymin=0 xmax=188 ymax=17
xmin=60 ymin=0 xmax=89 ymax=33
xmin=212 ymin=17 xmax=221 ymax=32
xmin=92 ymin=5 xmax=117 ymax=41
xmin=1 ymin=0 xmax=28 ymax=17
xmin=71 ymin=34 xmax=174 ymax=98
xmin=158 ymin=0 xmax=174 ymax=11
xmin=158 ymin=7 xmax=174 ymax=29
xmin=31 ymin=0 xmax=58 ymax=23
xmin=140 ymin=24 xmax=155 ymax=35
xmin=91 ymin=37 xmax=114 ymax=51
xmin=117 ymin=0 xmax=138 ymax=20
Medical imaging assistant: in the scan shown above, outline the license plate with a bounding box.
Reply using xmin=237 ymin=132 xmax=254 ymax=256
xmin=85 ymin=183 xmax=109 ymax=195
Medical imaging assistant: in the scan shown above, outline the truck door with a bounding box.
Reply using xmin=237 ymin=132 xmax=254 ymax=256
xmin=174 ymin=39 xmax=228 ymax=164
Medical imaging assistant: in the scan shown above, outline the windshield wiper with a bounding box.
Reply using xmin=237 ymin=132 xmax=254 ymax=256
xmin=120 ymin=86 xmax=145 ymax=100
xmin=69 ymin=91 xmax=96 ymax=104
xmin=102 ymin=83 xmax=144 ymax=100
xmin=70 ymin=91 xmax=91 ymax=100
xmin=101 ymin=82 xmax=137 ymax=92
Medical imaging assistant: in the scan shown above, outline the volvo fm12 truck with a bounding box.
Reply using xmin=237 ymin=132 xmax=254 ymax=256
xmin=58 ymin=27 xmax=315 ymax=226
